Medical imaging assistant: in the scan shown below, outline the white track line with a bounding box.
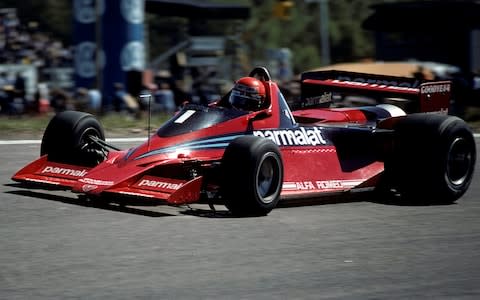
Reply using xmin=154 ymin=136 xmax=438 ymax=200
xmin=0 ymin=137 xmax=147 ymax=145
xmin=1 ymin=135 xmax=479 ymax=146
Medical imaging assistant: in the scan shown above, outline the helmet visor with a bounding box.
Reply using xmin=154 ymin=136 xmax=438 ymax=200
xmin=229 ymin=89 xmax=261 ymax=111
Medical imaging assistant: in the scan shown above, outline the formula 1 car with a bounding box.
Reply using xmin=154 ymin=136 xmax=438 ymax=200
xmin=12 ymin=67 xmax=476 ymax=216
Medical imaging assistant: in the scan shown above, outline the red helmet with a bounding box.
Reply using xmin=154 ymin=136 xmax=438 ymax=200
xmin=229 ymin=77 xmax=266 ymax=111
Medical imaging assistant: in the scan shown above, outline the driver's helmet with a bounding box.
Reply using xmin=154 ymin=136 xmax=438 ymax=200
xmin=228 ymin=77 xmax=266 ymax=111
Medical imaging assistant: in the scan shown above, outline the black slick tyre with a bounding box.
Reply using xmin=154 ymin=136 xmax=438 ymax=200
xmin=40 ymin=110 xmax=106 ymax=167
xmin=221 ymin=136 xmax=284 ymax=217
xmin=387 ymin=114 xmax=476 ymax=204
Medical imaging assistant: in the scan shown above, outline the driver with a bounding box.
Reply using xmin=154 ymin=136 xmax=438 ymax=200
xmin=228 ymin=77 xmax=266 ymax=111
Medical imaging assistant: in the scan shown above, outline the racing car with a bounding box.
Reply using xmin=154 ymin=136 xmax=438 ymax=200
xmin=12 ymin=67 xmax=476 ymax=216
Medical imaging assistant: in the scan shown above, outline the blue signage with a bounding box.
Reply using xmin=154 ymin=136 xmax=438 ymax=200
xmin=72 ymin=0 xmax=104 ymax=90
xmin=102 ymin=0 xmax=145 ymax=107
xmin=73 ymin=0 xmax=145 ymax=109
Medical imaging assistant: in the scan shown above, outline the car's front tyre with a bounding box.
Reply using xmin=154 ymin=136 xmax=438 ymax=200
xmin=41 ymin=110 xmax=107 ymax=167
xmin=221 ymin=136 xmax=284 ymax=217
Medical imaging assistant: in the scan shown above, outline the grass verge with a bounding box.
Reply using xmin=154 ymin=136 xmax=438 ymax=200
xmin=0 ymin=112 xmax=172 ymax=139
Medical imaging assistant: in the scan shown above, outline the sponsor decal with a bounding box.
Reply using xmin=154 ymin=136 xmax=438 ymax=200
xmin=74 ymin=42 xmax=96 ymax=78
xmin=420 ymin=84 xmax=450 ymax=94
xmin=138 ymin=179 xmax=182 ymax=191
xmin=74 ymin=0 xmax=105 ymax=24
xmin=294 ymin=181 xmax=316 ymax=190
xmin=41 ymin=166 xmax=88 ymax=178
xmin=25 ymin=178 xmax=60 ymax=185
xmin=79 ymin=178 xmax=114 ymax=186
xmin=422 ymin=108 xmax=449 ymax=115
xmin=253 ymin=127 xmax=327 ymax=146
xmin=316 ymin=180 xmax=344 ymax=189
xmin=335 ymin=76 xmax=419 ymax=88
xmin=82 ymin=184 xmax=98 ymax=192
xmin=118 ymin=191 xmax=154 ymax=198
xmin=332 ymin=79 xmax=418 ymax=93
xmin=74 ymin=42 xmax=105 ymax=79
xmin=136 ymin=126 xmax=326 ymax=160
xmin=121 ymin=41 xmax=145 ymax=71
xmin=283 ymin=180 xmax=363 ymax=191
xmin=304 ymin=92 xmax=332 ymax=106
xmin=134 ymin=176 xmax=185 ymax=193
xmin=121 ymin=0 xmax=144 ymax=24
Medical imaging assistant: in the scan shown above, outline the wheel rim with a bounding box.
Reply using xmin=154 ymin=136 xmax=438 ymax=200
xmin=255 ymin=152 xmax=281 ymax=203
xmin=80 ymin=127 xmax=102 ymax=149
xmin=78 ymin=127 xmax=106 ymax=165
xmin=446 ymin=137 xmax=473 ymax=186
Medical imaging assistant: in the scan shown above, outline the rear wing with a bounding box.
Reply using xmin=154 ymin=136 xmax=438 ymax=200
xmin=299 ymin=70 xmax=451 ymax=114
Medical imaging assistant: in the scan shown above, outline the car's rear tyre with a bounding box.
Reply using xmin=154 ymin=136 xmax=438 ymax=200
xmin=386 ymin=114 xmax=476 ymax=203
xmin=41 ymin=110 xmax=106 ymax=167
xmin=221 ymin=136 xmax=283 ymax=217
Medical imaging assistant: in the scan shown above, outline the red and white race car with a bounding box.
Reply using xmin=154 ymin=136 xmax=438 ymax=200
xmin=12 ymin=67 xmax=476 ymax=216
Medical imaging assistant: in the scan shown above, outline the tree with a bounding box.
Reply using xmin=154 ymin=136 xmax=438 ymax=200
xmin=242 ymin=0 xmax=379 ymax=73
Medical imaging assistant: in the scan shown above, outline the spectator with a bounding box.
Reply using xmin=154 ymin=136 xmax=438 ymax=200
xmin=0 ymin=72 xmax=9 ymax=88
xmin=14 ymin=72 xmax=25 ymax=99
xmin=34 ymin=82 xmax=50 ymax=113
xmin=113 ymin=82 xmax=139 ymax=116
xmin=74 ymin=87 xmax=90 ymax=111
xmin=154 ymin=82 xmax=176 ymax=113
xmin=0 ymin=85 xmax=13 ymax=114
xmin=49 ymin=87 xmax=71 ymax=112
xmin=191 ymin=66 xmax=216 ymax=106
xmin=0 ymin=8 xmax=73 ymax=81
xmin=88 ymin=87 xmax=102 ymax=113
xmin=412 ymin=65 xmax=426 ymax=81
xmin=1 ymin=84 xmax=23 ymax=115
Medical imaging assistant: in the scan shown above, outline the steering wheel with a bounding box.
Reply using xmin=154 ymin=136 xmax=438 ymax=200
xmin=248 ymin=67 xmax=272 ymax=81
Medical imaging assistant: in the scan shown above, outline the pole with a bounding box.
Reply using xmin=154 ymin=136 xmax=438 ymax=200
xmin=140 ymin=94 xmax=152 ymax=150
xmin=319 ymin=0 xmax=330 ymax=66
xmin=95 ymin=0 xmax=103 ymax=92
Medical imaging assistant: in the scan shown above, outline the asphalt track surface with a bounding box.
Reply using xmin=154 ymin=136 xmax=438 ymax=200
xmin=1 ymin=138 xmax=480 ymax=300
